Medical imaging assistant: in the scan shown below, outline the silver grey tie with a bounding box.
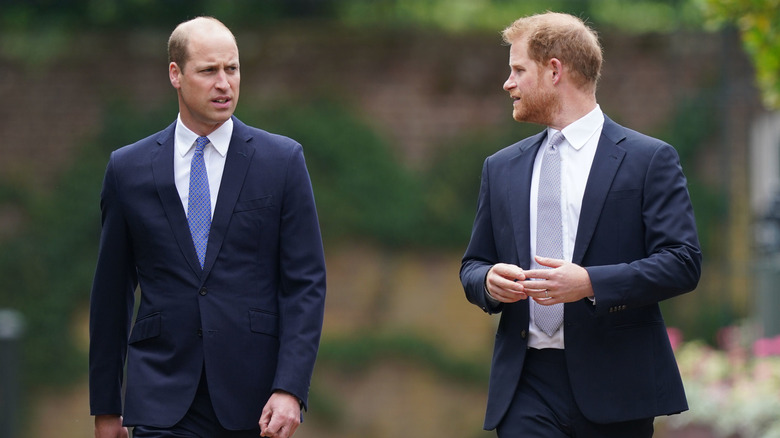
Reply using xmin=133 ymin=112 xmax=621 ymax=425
xmin=533 ymin=132 xmax=565 ymax=336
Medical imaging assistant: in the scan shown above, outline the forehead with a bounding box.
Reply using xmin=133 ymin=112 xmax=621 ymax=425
xmin=186 ymin=28 xmax=239 ymax=65
xmin=508 ymin=38 xmax=531 ymax=65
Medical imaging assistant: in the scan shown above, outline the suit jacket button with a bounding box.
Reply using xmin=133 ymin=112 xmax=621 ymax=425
xmin=197 ymin=329 xmax=203 ymax=337
xmin=199 ymin=287 xmax=207 ymax=296
xmin=521 ymin=330 xmax=528 ymax=339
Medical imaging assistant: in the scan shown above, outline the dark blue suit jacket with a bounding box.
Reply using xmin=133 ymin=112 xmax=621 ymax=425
xmin=89 ymin=116 xmax=327 ymax=430
xmin=460 ymin=116 xmax=701 ymax=430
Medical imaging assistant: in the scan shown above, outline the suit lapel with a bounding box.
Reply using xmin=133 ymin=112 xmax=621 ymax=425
xmin=201 ymin=117 xmax=255 ymax=276
xmin=151 ymin=122 xmax=204 ymax=275
xmin=508 ymin=132 xmax=545 ymax=270
xmin=572 ymin=117 xmax=626 ymax=264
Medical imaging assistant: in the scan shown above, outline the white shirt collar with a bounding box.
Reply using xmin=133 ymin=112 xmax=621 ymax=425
xmin=548 ymin=105 xmax=604 ymax=151
xmin=175 ymin=115 xmax=233 ymax=158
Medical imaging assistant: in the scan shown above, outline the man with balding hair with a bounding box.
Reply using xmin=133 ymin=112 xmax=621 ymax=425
xmin=89 ymin=17 xmax=326 ymax=438
xmin=460 ymin=12 xmax=701 ymax=437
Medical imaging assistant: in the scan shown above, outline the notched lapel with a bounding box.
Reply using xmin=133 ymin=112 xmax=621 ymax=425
xmin=572 ymin=122 xmax=626 ymax=264
xmin=151 ymin=126 xmax=204 ymax=275
xmin=508 ymin=136 xmax=543 ymax=269
xmin=202 ymin=125 xmax=255 ymax=275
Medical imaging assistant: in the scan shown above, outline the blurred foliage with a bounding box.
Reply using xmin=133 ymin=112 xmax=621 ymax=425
xmin=318 ymin=332 xmax=488 ymax=384
xmin=0 ymin=26 xmax=74 ymax=69
xmin=311 ymin=332 xmax=490 ymax=431
xmin=421 ymin=122 xmax=541 ymax=248
xmin=0 ymin=0 xmax=338 ymax=31
xmin=336 ymin=0 xmax=704 ymax=33
xmin=661 ymin=94 xmax=726 ymax=260
xmin=0 ymin=100 xmax=173 ymax=387
xmin=0 ymin=142 xmax=104 ymax=387
xmin=657 ymin=90 xmax=731 ymax=344
xmin=1 ymin=0 xmax=704 ymax=33
xmin=243 ymin=100 xmax=539 ymax=249
xmin=696 ymin=0 xmax=780 ymax=109
xmin=241 ymin=102 xmax=426 ymax=248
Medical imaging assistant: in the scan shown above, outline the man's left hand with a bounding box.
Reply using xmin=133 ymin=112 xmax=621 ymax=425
xmin=519 ymin=256 xmax=594 ymax=305
xmin=259 ymin=391 xmax=301 ymax=438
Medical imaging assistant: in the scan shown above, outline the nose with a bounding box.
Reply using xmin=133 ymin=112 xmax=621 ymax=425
xmin=503 ymin=75 xmax=515 ymax=91
xmin=215 ymin=70 xmax=230 ymax=90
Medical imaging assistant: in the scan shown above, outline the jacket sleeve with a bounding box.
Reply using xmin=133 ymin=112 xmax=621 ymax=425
xmin=585 ymin=142 xmax=702 ymax=316
xmin=460 ymin=157 xmax=504 ymax=315
xmin=88 ymin=154 xmax=138 ymax=416
xmin=272 ymin=144 xmax=327 ymax=409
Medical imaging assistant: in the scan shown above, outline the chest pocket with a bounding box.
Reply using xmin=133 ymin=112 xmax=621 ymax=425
xmin=234 ymin=195 xmax=274 ymax=213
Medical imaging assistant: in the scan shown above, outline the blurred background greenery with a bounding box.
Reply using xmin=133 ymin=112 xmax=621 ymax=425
xmin=0 ymin=0 xmax=778 ymax=437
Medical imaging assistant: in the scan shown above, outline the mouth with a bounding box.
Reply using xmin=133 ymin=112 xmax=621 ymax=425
xmin=212 ymin=97 xmax=232 ymax=108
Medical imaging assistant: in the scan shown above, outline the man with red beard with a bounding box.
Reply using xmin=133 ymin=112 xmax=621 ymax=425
xmin=460 ymin=12 xmax=701 ymax=437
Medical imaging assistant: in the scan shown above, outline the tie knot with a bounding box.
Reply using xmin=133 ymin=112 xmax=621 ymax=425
xmin=195 ymin=136 xmax=210 ymax=152
xmin=548 ymin=132 xmax=565 ymax=149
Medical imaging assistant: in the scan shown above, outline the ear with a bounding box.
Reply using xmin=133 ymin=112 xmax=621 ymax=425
xmin=169 ymin=62 xmax=181 ymax=89
xmin=549 ymin=58 xmax=563 ymax=85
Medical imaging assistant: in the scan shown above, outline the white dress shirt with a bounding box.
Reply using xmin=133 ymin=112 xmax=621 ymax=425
xmin=173 ymin=115 xmax=232 ymax=218
xmin=527 ymin=105 xmax=604 ymax=349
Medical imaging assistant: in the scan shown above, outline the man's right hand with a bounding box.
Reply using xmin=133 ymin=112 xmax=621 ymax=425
xmin=95 ymin=414 xmax=129 ymax=438
xmin=486 ymin=263 xmax=529 ymax=303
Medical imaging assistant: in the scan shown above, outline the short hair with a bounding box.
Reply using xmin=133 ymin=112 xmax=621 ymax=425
xmin=168 ymin=16 xmax=235 ymax=69
xmin=502 ymin=12 xmax=602 ymax=91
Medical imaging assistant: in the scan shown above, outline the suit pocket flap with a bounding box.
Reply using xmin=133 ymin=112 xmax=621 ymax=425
xmin=249 ymin=309 xmax=279 ymax=337
xmin=129 ymin=312 xmax=161 ymax=344
xmin=235 ymin=195 xmax=274 ymax=212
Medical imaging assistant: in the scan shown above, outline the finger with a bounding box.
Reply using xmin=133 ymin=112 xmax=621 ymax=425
xmin=487 ymin=274 xmax=523 ymax=294
xmin=533 ymin=296 xmax=557 ymax=305
xmin=264 ymin=412 xmax=298 ymax=438
xmin=490 ymin=263 xmax=526 ymax=281
xmin=534 ymin=255 xmax=565 ymax=269
xmin=518 ymin=277 xmax=551 ymax=292
xmin=260 ymin=426 xmax=277 ymax=438
xmin=488 ymin=282 xmax=527 ymax=302
xmin=523 ymin=286 xmax=548 ymax=298
xmin=259 ymin=409 xmax=272 ymax=436
xmin=525 ymin=290 xmax=548 ymax=301
xmin=288 ymin=422 xmax=299 ymax=437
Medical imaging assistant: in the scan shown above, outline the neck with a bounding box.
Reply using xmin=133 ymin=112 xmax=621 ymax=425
xmin=548 ymin=94 xmax=597 ymax=131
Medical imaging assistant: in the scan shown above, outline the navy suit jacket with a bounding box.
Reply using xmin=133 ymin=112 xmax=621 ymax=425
xmin=89 ymin=116 xmax=327 ymax=430
xmin=460 ymin=116 xmax=701 ymax=430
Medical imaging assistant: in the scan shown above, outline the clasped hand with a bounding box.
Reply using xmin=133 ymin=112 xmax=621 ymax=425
xmin=486 ymin=256 xmax=594 ymax=305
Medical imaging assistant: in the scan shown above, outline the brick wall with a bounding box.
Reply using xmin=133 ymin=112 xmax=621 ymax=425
xmin=0 ymin=26 xmax=760 ymax=180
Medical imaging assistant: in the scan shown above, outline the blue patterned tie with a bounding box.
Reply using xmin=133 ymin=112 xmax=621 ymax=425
xmin=188 ymin=136 xmax=211 ymax=268
xmin=533 ymin=132 xmax=565 ymax=336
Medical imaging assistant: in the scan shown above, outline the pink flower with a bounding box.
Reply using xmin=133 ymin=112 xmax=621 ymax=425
xmin=753 ymin=334 xmax=780 ymax=357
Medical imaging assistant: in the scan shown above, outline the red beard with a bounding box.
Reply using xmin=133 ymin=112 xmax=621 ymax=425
xmin=512 ymin=82 xmax=560 ymax=126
